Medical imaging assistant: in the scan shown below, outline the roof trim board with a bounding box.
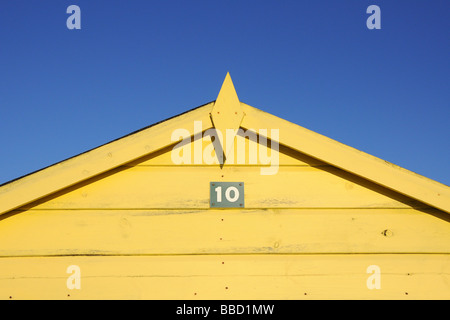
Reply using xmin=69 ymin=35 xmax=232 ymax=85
xmin=0 ymin=102 xmax=214 ymax=216
xmin=240 ymin=103 xmax=450 ymax=213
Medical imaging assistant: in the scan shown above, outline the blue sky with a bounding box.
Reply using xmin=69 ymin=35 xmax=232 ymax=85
xmin=0 ymin=0 xmax=449 ymax=186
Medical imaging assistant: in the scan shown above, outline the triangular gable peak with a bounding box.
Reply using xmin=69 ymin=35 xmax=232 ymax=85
xmin=0 ymin=74 xmax=449 ymax=214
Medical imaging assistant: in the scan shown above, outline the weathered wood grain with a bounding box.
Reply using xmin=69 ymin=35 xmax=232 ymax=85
xmin=23 ymin=166 xmax=423 ymax=210
xmin=1 ymin=208 xmax=448 ymax=257
xmin=0 ymin=254 xmax=448 ymax=299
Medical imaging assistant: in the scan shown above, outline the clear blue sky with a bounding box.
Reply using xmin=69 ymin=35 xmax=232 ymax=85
xmin=0 ymin=1 xmax=449 ymax=186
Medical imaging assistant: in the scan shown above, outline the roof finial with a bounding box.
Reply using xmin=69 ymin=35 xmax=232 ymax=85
xmin=210 ymin=72 xmax=245 ymax=163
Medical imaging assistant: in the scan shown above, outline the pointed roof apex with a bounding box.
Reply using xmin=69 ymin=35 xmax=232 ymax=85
xmin=216 ymin=72 xmax=237 ymax=99
xmin=210 ymin=73 xmax=245 ymax=161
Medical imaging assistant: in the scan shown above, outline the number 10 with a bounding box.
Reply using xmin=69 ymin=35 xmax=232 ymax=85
xmin=214 ymin=186 xmax=240 ymax=203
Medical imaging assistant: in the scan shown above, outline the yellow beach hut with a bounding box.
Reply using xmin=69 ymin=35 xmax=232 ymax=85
xmin=0 ymin=74 xmax=449 ymax=299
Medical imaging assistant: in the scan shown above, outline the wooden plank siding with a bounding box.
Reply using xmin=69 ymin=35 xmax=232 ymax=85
xmin=0 ymin=208 xmax=449 ymax=257
xmin=0 ymin=71 xmax=448 ymax=300
xmin=20 ymin=141 xmax=425 ymax=210
xmin=0 ymin=255 xmax=448 ymax=300
xmin=20 ymin=166 xmax=424 ymax=210
xmin=1 ymin=139 xmax=449 ymax=298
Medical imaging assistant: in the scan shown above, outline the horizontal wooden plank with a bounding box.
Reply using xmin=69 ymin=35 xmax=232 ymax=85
xmin=1 ymin=208 xmax=448 ymax=257
xmin=24 ymin=166 xmax=422 ymax=210
xmin=0 ymin=254 xmax=448 ymax=299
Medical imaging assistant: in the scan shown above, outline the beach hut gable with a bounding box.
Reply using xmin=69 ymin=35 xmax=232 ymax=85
xmin=0 ymin=74 xmax=449 ymax=299
xmin=0 ymin=74 xmax=448 ymax=215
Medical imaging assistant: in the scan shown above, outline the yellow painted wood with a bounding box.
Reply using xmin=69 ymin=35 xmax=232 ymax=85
xmin=0 ymin=254 xmax=448 ymax=299
xmin=240 ymin=103 xmax=450 ymax=213
xmin=23 ymin=166 xmax=422 ymax=210
xmin=210 ymin=72 xmax=245 ymax=159
xmin=1 ymin=91 xmax=449 ymax=216
xmin=0 ymin=74 xmax=448 ymax=300
xmin=1 ymin=208 xmax=448 ymax=257
xmin=0 ymin=102 xmax=215 ymax=216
